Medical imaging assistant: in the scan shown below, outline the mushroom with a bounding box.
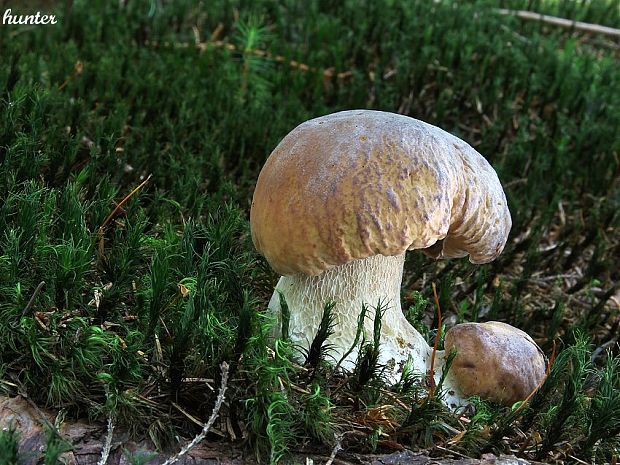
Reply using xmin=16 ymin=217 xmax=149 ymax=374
xmin=250 ymin=110 xmax=512 ymax=405
xmin=444 ymin=321 xmax=547 ymax=405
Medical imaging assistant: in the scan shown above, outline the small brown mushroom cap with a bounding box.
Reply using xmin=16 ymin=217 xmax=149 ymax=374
xmin=444 ymin=321 xmax=546 ymax=405
xmin=251 ymin=110 xmax=511 ymax=276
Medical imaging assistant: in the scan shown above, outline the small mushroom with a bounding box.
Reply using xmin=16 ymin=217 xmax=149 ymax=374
xmin=250 ymin=110 xmax=512 ymax=404
xmin=444 ymin=321 xmax=547 ymax=405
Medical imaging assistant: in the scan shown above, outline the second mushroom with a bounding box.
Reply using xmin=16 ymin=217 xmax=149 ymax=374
xmin=251 ymin=110 xmax=539 ymax=407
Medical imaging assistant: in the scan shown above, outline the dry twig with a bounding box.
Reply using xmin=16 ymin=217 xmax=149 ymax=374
xmin=97 ymin=415 xmax=114 ymax=465
xmin=144 ymin=38 xmax=353 ymax=84
xmin=21 ymin=281 xmax=46 ymax=316
xmin=97 ymin=174 xmax=152 ymax=256
xmin=496 ymin=9 xmax=620 ymax=38
xmin=325 ymin=433 xmax=344 ymax=465
xmin=161 ymin=362 xmax=230 ymax=465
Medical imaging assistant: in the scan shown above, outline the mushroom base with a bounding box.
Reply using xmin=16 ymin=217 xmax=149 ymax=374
xmin=267 ymin=253 xmax=467 ymax=408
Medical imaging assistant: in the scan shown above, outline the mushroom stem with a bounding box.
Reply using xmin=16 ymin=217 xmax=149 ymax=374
xmin=268 ymin=253 xmax=431 ymax=376
xmin=267 ymin=252 xmax=468 ymax=408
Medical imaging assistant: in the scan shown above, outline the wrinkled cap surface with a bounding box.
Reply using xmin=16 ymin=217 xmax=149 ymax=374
xmin=444 ymin=321 xmax=547 ymax=405
xmin=251 ymin=110 xmax=511 ymax=276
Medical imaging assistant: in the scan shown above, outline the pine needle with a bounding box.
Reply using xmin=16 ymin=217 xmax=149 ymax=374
xmin=97 ymin=174 xmax=152 ymax=256
xmin=513 ymin=340 xmax=556 ymax=415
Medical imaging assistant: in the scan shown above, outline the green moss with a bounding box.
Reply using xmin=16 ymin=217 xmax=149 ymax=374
xmin=0 ymin=0 xmax=619 ymax=462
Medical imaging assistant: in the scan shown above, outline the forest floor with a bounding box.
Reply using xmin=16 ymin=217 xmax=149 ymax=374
xmin=1 ymin=0 xmax=619 ymax=463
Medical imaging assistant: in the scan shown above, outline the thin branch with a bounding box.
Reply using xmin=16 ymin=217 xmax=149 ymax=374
xmin=161 ymin=362 xmax=230 ymax=465
xmin=324 ymin=433 xmax=344 ymax=465
xmin=97 ymin=384 xmax=115 ymax=465
xmin=98 ymin=174 xmax=152 ymax=233
xmin=58 ymin=60 xmax=84 ymax=90
xmin=434 ymin=444 xmax=472 ymax=459
xmin=22 ymin=281 xmax=46 ymax=316
xmin=97 ymin=174 xmax=152 ymax=256
xmin=496 ymin=9 xmax=620 ymax=39
xmin=591 ymin=338 xmax=618 ymax=362
xmin=144 ymin=38 xmax=353 ymax=83
xmin=97 ymin=415 xmax=114 ymax=465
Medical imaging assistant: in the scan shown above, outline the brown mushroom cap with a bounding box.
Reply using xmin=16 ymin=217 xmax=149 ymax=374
xmin=444 ymin=321 xmax=547 ymax=405
xmin=251 ymin=110 xmax=511 ymax=276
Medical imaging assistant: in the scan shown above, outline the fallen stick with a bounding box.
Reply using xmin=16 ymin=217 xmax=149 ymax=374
xmin=324 ymin=433 xmax=344 ymax=465
xmin=21 ymin=281 xmax=46 ymax=316
xmin=161 ymin=361 xmax=230 ymax=465
xmin=97 ymin=415 xmax=114 ymax=465
xmin=496 ymin=9 xmax=620 ymax=38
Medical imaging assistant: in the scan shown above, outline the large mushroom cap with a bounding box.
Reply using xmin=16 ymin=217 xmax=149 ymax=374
xmin=251 ymin=110 xmax=511 ymax=276
xmin=444 ymin=321 xmax=547 ymax=405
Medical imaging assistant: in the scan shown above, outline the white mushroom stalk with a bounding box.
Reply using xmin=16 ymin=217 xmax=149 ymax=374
xmin=269 ymin=253 xmax=428 ymax=371
xmin=267 ymin=253 xmax=468 ymax=408
xmin=251 ymin=110 xmax=514 ymax=408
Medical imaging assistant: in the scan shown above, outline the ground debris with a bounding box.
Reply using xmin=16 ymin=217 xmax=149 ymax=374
xmin=0 ymin=395 xmax=245 ymax=465
xmin=0 ymin=395 xmax=543 ymax=465
xmin=360 ymin=450 xmax=536 ymax=465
